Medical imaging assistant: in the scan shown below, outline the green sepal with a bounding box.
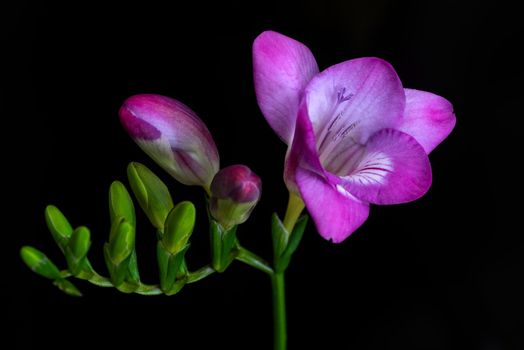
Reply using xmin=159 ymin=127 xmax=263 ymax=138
xmin=109 ymin=181 xmax=136 ymax=226
xmin=45 ymin=205 xmax=73 ymax=252
xmin=125 ymin=249 xmax=141 ymax=285
xmin=163 ymin=201 xmax=196 ymax=254
xmin=165 ymin=281 xmax=186 ymax=296
xmin=53 ymin=279 xmax=82 ymax=297
xmin=271 ymin=213 xmax=288 ymax=257
xmin=127 ymin=162 xmax=174 ymax=230
xmin=103 ymin=243 xmax=127 ymax=287
xmin=109 ymin=218 xmax=134 ymax=265
xmin=20 ymin=246 xmax=62 ymax=280
xmin=65 ymin=226 xmax=91 ymax=276
xmin=275 ymin=215 xmax=308 ymax=272
xmin=157 ymin=241 xmax=190 ymax=292
xmin=209 ymin=221 xmax=238 ymax=272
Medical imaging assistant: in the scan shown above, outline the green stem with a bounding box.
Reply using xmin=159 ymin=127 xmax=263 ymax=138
xmin=187 ymin=264 xmax=215 ymax=283
xmin=271 ymin=272 xmax=287 ymax=350
xmin=236 ymin=247 xmax=274 ymax=275
xmin=270 ymin=192 xmax=305 ymax=350
xmin=61 ymin=263 xmax=216 ymax=295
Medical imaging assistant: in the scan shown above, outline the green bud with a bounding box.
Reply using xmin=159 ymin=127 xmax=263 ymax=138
xmin=45 ymin=205 xmax=73 ymax=251
xmin=163 ymin=201 xmax=196 ymax=254
xmin=109 ymin=220 xmax=135 ymax=265
xmin=109 ymin=181 xmax=135 ymax=226
xmin=127 ymin=162 xmax=174 ymax=230
xmin=66 ymin=226 xmax=91 ymax=275
xmin=20 ymin=246 xmax=62 ymax=280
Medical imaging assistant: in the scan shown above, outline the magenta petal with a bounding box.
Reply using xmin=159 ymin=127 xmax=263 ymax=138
xmin=253 ymin=31 xmax=319 ymax=143
xmin=398 ymin=89 xmax=456 ymax=154
xmin=296 ymin=167 xmax=370 ymax=243
xmin=342 ymin=129 xmax=432 ymax=205
xmin=284 ymin=102 xmax=324 ymax=192
xmin=305 ymin=57 xmax=405 ymax=146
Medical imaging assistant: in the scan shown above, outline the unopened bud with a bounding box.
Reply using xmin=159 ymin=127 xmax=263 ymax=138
xmin=210 ymin=165 xmax=261 ymax=229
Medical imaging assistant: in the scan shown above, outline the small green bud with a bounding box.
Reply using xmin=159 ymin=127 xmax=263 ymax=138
xmin=20 ymin=246 xmax=62 ymax=280
xmin=109 ymin=220 xmax=135 ymax=264
xmin=66 ymin=226 xmax=91 ymax=275
xmin=109 ymin=181 xmax=136 ymax=226
xmin=163 ymin=201 xmax=196 ymax=254
xmin=127 ymin=162 xmax=174 ymax=230
xmin=45 ymin=205 xmax=73 ymax=250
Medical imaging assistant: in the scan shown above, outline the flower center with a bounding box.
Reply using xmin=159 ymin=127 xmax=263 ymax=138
xmin=316 ymin=87 xmax=364 ymax=176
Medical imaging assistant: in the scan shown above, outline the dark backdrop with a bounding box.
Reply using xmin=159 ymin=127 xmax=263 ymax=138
xmin=3 ymin=1 xmax=523 ymax=349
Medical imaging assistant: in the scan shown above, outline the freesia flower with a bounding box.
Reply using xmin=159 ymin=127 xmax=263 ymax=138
xmin=119 ymin=94 xmax=219 ymax=189
xmin=253 ymin=31 xmax=455 ymax=242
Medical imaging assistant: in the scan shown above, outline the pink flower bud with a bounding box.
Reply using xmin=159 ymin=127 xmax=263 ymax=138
xmin=210 ymin=165 xmax=262 ymax=229
xmin=119 ymin=94 xmax=219 ymax=188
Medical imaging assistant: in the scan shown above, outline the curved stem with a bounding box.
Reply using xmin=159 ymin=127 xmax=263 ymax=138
xmin=187 ymin=264 xmax=215 ymax=283
xmin=62 ymin=263 xmax=216 ymax=295
xmin=236 ymin=247 xmax=274 ymax=275
xmin=271 ymin=272 xmax=287 ymax=350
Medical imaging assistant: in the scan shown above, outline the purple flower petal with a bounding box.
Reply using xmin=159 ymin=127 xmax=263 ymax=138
xmin=296 ymin=167 xmax=369 ymax=243
xmin=287 ymin=104 xmax=369 ymax=242
xmin=397 ymin=89 xmax=456 ymax=154
xmin=304 ymin=57 xmax=405 ymax=149
xmin=341 ymin=128 xmax=432 ymax=205
xmin=253 ymin=31 xmax=319 ymax=143
xmin=284 ymin=102 xmax=324 ymax=192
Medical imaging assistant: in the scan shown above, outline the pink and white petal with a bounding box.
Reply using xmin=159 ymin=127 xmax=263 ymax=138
xmin=253 ymin=31 xmax=319 ymax=143
xmin=398 ymin=89 xmax=456 ymax=154
xmin=296 ymin=167 xmax=370 ymax=243
xmin=305 ymin=57 xmax=405 ymax=147
xmin=284 ymin=102 xmax=324 ymax=191
xmin=342 ymin=129 xmax=432 ymax=205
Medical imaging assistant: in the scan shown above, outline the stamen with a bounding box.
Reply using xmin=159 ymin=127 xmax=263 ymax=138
xmin=337 ymin=87 xmax=354 ymax=103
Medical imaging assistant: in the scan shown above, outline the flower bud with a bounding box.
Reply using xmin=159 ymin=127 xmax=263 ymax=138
xmin=66 ymin=226 xmax=91 ymax=275
xmin=119 ymin=94 xmax=220 ymax=189
xmin=163 ymin=201 xmax=196 ymax=254
xmin=20 ymin=246 xmax=62 ymax=280
xmin=45 ymin=205 xmax=73 ymax=251
xmin=127 ymin=162 xmax=174 ymax=230
xmin=210 ymin=165 xmax=261 ymax=229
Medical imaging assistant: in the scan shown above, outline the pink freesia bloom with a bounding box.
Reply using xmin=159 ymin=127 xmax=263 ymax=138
xmin=253 ymin=31 xmax=455 ymax=242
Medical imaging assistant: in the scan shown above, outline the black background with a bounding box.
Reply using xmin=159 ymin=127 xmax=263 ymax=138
xmin=3 ymin=1 xmax=523 ymax=349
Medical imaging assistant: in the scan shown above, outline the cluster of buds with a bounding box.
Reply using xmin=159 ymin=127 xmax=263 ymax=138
xmin=120 ymin=94 xmax=262 ymax=231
